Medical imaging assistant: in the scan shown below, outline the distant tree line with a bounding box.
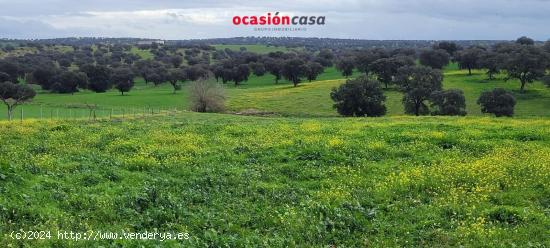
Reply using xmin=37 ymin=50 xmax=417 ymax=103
xmin=2 ymin=37 xmax=516 ymax=52
xmin=330 ymin=37 xmax=550 ymax=117
xmin=1 ymin=36 xmax=549 ymax=118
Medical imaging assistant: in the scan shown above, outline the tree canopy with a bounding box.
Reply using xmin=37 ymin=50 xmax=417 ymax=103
xmin=477 ymin=88 xmax=516 ymax=117
xmin=396 ymin=66 xmax=443 ymax=116
xmin=0 ymin=81 xmax=36 ymax=120
xmin=330 ymin=76 xmax=386 ymax=117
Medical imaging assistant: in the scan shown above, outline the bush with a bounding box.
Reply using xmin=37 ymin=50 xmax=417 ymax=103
xmin=189 ymin=80 xmax=225 ymax=113
xmin=330 ymin=76 xmax=386 ymax=117
xmin=430 ymin=89 xmax=467 ymax=116
xmin=487 ymin=207 xmax=522 ymax=226
xmin=477 ymin=88 xmax=516 ymax=117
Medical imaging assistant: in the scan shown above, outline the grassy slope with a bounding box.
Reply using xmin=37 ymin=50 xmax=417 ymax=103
xmin=444 ymin=69 xmax=550 ymax=116
xmin=1 ymin=114 xmax=549 ymax=247
xmin=129 ymin=46 xmax=154 ymax=59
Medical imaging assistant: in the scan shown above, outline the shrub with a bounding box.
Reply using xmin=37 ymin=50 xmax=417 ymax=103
xmin=430 ymin=89 xmax=467 ymax=116
xmin=487 ymin=207 xmax=522 ymax=226
xmin=189 ymin=80 xmax=225 ymax=113
xmin=50 ymin=71 xmax=88 ymax=94
xmin=330 ymin=76 xmax=386 ymax=117
xmin=477 ymin=88 xmax=516 ymax=117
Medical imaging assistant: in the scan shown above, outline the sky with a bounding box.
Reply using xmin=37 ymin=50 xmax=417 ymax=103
xmin=0 ymin=0 xmax=549 ymax=40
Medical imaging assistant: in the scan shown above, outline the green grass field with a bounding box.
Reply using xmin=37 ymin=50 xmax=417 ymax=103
xmin=2 ymin=64 xmax=549 ymax=120
xmin=129 ymin=46 xmax=154 ymax=60
xmin=2 ymin=50 xmax=550 ymax=246
xmin=1 ymin=114 xmax=549 ymax=247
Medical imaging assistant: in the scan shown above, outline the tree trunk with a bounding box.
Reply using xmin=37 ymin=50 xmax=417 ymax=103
xmin=171 ymin=82 xmax=177 ymax=94
xmin=468 ymin=67 xmax=472 ymax=75
xmin=520 ymin=80 xmax=526 ymax=93
xmin=121 ymin=91 xmax=124 ymax=96
xmin=7 ymin=106 xmax=13 ymax=121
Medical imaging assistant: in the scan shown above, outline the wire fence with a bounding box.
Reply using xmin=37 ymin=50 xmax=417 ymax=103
xmin=0 ymin=105 xmax=187 ymax=122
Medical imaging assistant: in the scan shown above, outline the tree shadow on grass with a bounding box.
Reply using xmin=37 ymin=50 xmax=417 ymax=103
xmin=510 ymin=89 xmax=546 ymax=100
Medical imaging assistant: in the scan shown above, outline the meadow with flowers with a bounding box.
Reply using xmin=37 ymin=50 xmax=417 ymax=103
xmin=1 ymin=113 xmax=549 ymax=246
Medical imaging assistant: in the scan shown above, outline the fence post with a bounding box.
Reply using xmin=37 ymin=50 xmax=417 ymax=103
xmin=20 ymin=107 xmax=23 ymax=122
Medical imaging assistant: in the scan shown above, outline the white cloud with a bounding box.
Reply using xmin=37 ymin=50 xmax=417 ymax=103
xmin=0 ymin=0 xmax=548 ymax=40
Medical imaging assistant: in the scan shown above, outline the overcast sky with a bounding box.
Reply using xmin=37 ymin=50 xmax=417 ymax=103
xmin=0 ymin=0 xmax=549 ymax=40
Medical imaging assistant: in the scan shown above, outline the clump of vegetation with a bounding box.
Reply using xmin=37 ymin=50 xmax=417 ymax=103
xmin=430 ymin=89 xmax=467 ymax=116
xmin=281 ymin=58 xmax=307 ymax=87
xmin=50 ymin=71 xmax=88 ymax=94
xmin=456 ymin=47 xmax=484 ymax=75
xmin=335 ymin=57 xmax=355 ymax=77
xmin=111 ymin=67 xmax=135 ymax=95
xmin=189 ymin=80 xmax=225 ymax=113
xmin=479 ymin=51 xmax=502 ymax=80
xmin=370 ymin=55 xmax=415 ymax=89
xmin=419 ymin=48 xmax=450 ymax=69
xmin=330 ymin=76 xmax=386 ymax=117
xmin=500 ymin=44 xmax=548 ymax=93
xmin=396 ymin=65 xmax=443 ymax=116
xmin=477 ymin=88 xmax=516 ymax=117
